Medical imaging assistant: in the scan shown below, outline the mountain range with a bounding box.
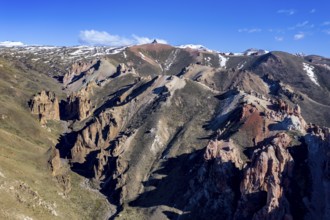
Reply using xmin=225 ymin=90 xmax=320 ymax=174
xmin=0 ymin=42 xmax=330 ymax=220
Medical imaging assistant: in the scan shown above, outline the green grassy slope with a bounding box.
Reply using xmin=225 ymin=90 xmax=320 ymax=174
xmin=0 ymin=58 xmax=111 ymax=220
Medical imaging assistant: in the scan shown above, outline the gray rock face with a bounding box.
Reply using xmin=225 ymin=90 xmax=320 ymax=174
xmin=304 ymin=126 xmax=330 ymax=219
xmin=281 ymin=115 xmax=304 ymax=131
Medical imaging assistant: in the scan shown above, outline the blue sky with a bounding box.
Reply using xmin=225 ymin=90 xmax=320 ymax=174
xmin=1 ymin=0 xmax=330 ymax=56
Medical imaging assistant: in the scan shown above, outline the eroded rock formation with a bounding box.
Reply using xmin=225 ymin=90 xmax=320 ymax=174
xmin=30 ymin=90 xmax=60 ymax=125
xmin=25 ymin=44 xmax=330 ymax=220
xmin=64 ymin=82 xmax=95 ymax=120
xmin=235 ymin=133 xmax=293 ymax=220
xmin=70 ymin=109 xmax=121 ymax=164
xmin=116 ymin=63 xmax=136 ymax=76
xmin=204 ymin=139 xmax=244 ymax=169
xmin=63 ymin=59 xmax=99 ymax=86
xmin=49 ymin=148 xmax=62 ymax=176
xmin=181 ymin=94 xmax=320 ymax=219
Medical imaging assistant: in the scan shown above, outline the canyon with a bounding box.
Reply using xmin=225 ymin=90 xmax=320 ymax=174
xmin=0 ymin=43 xmax=330 ymax=219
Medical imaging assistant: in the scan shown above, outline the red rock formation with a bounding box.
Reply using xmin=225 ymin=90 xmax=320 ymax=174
xmin=278 ymin=99 xmax=291 ymax=113
xmin=186 ymin=83 xmax=328 ymax=220
xmin=240 ymin=104 xmax=267 ymax=146
xmin=204 ymin=139 xmax=243 ymax=169
xmin=234 ymin=133 xmax=293 ymax=220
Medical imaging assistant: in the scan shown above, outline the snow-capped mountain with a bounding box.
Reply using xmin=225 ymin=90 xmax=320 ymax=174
xmin=243 ymin=48 xmax=269 ymax=56
xmin=177 ymin=44 xmax=214 ymax=52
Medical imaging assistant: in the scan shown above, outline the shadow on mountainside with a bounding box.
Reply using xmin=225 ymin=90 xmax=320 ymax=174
xmin=128 ymin=149 xmax=242 ymax=220
xmin=129 ymin=150 xmax=204 ymax=215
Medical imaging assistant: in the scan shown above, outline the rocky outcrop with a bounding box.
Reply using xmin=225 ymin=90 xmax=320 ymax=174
xmin=30 ymin=90 xmax=60 ymax=125
xmin=63 ymin=60 xmax=99 ymax=86
xmin=48 ymin=147 xmax=72 ymax=197
xmin=182 ymin=94 xmax=311 ymax=219
xmin=93 ymin=131 xmax=133 ymax=182
xmin=235 ymin=133 xmax=293 ymax=220
xmin=188 ymin=130 xmax=294 ymax=220
xmin=279 ymin=84 xmax=304 ymax=103
xmin=204 ymin=139 xmax=244 ymax=169
xmin=93 ymin=148 xmax=110 ymax=181
xmin=183 ymin=139 xmax=243 ymax=219
xmin=268 ymin=100 xmax=306 ymax=133
xmin=95 ymin=63 xmax=137 ymax=87
xmin=116 ymin=63 xmax=136 ymax=76
xmin=304 ymin=125 xmax=330 ymax=219
xmin=70 ymin=109 xmax=121 ymax=164
xmin=49 ymin=148 xmax=62 ymax=176
xmin=64 ymin=82 xmax=95 ymax=120
xmin=239 ymin=103 xmax=267 ymax=146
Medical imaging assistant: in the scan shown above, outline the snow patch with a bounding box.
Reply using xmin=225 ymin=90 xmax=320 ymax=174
xmin=218 ymin=54 xmax=228 ymax=68
xmin=237 ymin=61 xmax=247 ymax=70
xmin=303 ymin=63 xmax=320 ymax=86
xmin=36 ymin=46 xmax=58 ymax=50
xmin=74 ymin=45 xmax=92 ymax=49
xmin=150 ymin=135 xmax=163 ymax=153
xmin=244 ymin=48 xmax=269 ymax=56
xmin=164 ymin=49 xmax=179 ymax=71
xmin=139 ymin=52 xmax=146 ymax=60
xmin=225 ymin=52 xmax=244 ymax=56
xmin=70 ymin=49 xmax=86 ymax=56
xmin=225 ymin=49 xmax=269 ymax=56
xmin=177 ymin=44 xmax=215 ymax=52
xmin=108 ymin=46 xmax=126 ymax=55
xmin=204 ymin=56 xmax=212 ymax=66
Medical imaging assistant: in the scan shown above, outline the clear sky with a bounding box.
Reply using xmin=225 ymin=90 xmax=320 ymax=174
xmin=1 ymin=0 xmax=330 ymax=56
